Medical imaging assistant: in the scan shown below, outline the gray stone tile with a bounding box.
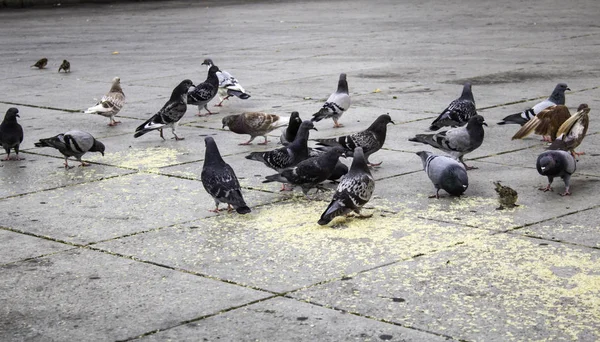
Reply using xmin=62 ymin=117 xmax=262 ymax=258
xmin=0 ymin=230 xmax=72 ymax=264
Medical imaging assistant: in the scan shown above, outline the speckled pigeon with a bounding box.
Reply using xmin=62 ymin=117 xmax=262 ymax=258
xmin=429 ymin=83 xmax=476 ymax=131
xmin=188 ymin=65 xmax=220 ymax=116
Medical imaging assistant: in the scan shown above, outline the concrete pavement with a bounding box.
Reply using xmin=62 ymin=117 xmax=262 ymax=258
xmin=1 ymin=0 xmax=600 ymax=341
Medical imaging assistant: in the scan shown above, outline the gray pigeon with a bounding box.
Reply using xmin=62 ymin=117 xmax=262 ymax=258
xmin=188 ymin=65 xmax=220 ymax=116
xmin=34 ymin=130 xmax=105 ymax=169
xmin=429 ymin=83 xmax=476 ymax=131
xmin=498 ymin=83 xmax=570 ymax=125
xmin=315 ymin=114 xmax=394 ymax=166
xmin=223 ymin=112 xmax=289 ymax=145
xmin=409 ymin=114 xmax=487 ymax=170
xmin=201 ymin=137 xmax=251 ymax=214
xmin=308 ymin=148 xmax=348 ymax=182
xmin=537 ymin=150 xmax=576 ymax=196
xmin=312 ymin=73 xmax=351 ymax=128
xmin=202 ymin=59 xmax=250 ymax=107
xmin=134 ymin=79 xmax=194 ymax=140
xmin=416 ymin=151 xmax=468 ymax=198
xmin=0 ymin=108 xmax=24 ymax=161
xmin=84 ymin=76 xmax=125 ymax=126
xmin=263 ymin=146 xmax=346 ymax=197
xmin=280 ymin=111 xmax=302 ymax=146
xmin=318 ymin=147 xmax=375 ymax=225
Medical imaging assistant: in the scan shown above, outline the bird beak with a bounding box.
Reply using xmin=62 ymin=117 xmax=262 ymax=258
xmin=390 ymin=120 xmax=395 ymax=124
xmin=567 ymin=87 xmax=571 ymax=91
xmin=312 ymin=127 xmax=318 ymax=131
xmin=483 ymin=122 xmax=488 ymax=126
xmin=16 ymin=114 xmax=20 ymax=118
xmin=101 ymin=152 xmax=105 ymax=156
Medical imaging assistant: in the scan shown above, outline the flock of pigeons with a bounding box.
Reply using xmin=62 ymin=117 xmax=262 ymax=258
xmin=0 ymin=58 xmax=592 ymax=225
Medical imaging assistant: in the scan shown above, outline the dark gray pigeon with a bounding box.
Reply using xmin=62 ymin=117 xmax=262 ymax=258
xmin=429 ymin=83 xmax=476 ymax=131
xmin=246 ymin=120 xmax=315 ymax=172
xmin=34 ymin=130 xmax=105 ymax=169
xmin=308 ymin=148 xmax=348 ymax=182
xmin=201 ymin=137 xmax=251 ymax=214
xmin=202 ymin=59 xmax=250 ymax=107
xmin=409 ymin=115 xmax=487 ymax=170
xmin=263 ymin=146 xmax=346 ymax=197
xmin=318 ymin=147 xmax=375 ymax=225
xmin=498 ymin=83 xmax=569 ymax=125
xmin=134 ymin=79 xmax=194 ymax=140
xmin=315 ymin=114 xmax=394 ymax=166
xmin=188 ymin=65 xmax=220 ymax=116
xmin=0 ymin=108 xmax=24 ymax=161
xmin=280 ymin=111 xmax=302 ymax=146
xmin=536 ymin=150 xmax=576 ymax=196
xmin=312 ymin=73 xmax=351 ymax=128
xmin=416 ymin=151 xmax=468 ymax=198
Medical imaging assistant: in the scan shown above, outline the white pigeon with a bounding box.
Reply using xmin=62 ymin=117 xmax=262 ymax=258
xmin=202 ymin=58 xmax=250 ymax=107
xmin=84 ymin=77 xmax=125 ymax=126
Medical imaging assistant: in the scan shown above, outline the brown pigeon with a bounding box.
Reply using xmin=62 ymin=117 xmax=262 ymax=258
xmin=222 ymin=112 xmax=289 ymax=145
xmin=548 ymin=104 xmax=590 ymax=157
xmin=511 ymin=105 xmax=571 ymax=142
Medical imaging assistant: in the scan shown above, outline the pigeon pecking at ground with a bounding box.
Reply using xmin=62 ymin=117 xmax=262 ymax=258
xmin=31 ymin=58 xmax=48 ymax=69
xmin=58 ymin=60 xmax=70 ymax=73
xmin=280 ymin=111 xmax=302 ymax=146
xmin=222 ymin=112 xmax=290 ymax=145
xmin=201 ymin=136 xmax=251 ymax=214
xmin=201 ymin=59 xmax=251 ymax=107
xmin=315 ymin=114 xmax=394 ymax=166
xmin=548 ymin=104 xmax=590 ymax=158
xmin=312 ymin=73 xmax=351 ymax=128
xmin=429 ymin=83 xmax=477 ymax=131
xmin=511 ymin=104 xmax=571 ymax=142
xmin=416 ymin=151 xmax=468 ymax=199
xmin=134 ymin=79 xmax=194 ymax=141
xmin=318 ymin=147 xmax=375 ymax=225
xmin=537 ymin=149 xmax=576 ymax=196
xmin=498 ymin=83 xmax=570 ymax=125
xmin=262 ymin=146 xmax=346 ymax=198
xmin=493 ymin=181 xmax=518 ymax=210
xmin=409 ymin=114 xmax=487 ymax=170
xmin=0 ymin=108 xmax=24 ymax=161
xmin=35 ymin=130 xmax=105 ymax=169
xmin=188 ymin=65 xmax=220 ymax=116
xmin=84 ymin=77 xmax=126 ymax=126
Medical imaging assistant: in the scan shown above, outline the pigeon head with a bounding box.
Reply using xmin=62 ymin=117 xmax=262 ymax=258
xmin=467 ymin=114 xmax=487 ymax=127
xmin=4 ymin=108 xmax=19 ymax=120
xmin=202 ymin=59 xmax=214 ymax=66
xmin=330 ymin=146 xmax=346 ymax=158
xmin=337 ymin=73 xmax=349 ymax=92
xmin=416 ymin=150 xmax=433 ymax=167
xmin=111 ymin=76 xmax=121 ymax=85
xmin=172 ymin=79 xmax=195 ymax=100
xmin=350 ymin=147 xmax=372 ymax=174
xmin=290 ymin=111 xmax=301 ymax=123
xmin=222 ymin=115 xmax=237 ymax=129
xmin=576 ymin=103 xmax=590 ymax=113
xmin=461 ymin=82 xmax=474 ymax=101
xmin=369 ymin=114 xmax=394 ymax=128
xmin=90 ymin=139 xmax=105 ymax=156
xmin=537 ymin=154 xmax=558 ymax=175
xmin=204 ymin=136 xmax=225 ymax=164
xmin=549 ymin=83 xmax=570 ymax=104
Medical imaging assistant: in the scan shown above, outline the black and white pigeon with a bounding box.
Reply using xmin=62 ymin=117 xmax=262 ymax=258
xmin=84 ymin=76 xmax=125 ymax=126
xmin=262 ymin=146 xmax=346 ymax=197
xmin=416 ymin=151 xmax=468 ymax=199
xmin=188 ymin=65 xmax=220 ymax=116
xmin=0 ymin=108 xmax=24 ymax=161
xmin=312 ymin=73 xmax=351 ymax=128
xmin=202 ymin=59 xmax=250 ymax=107
xmin=34 ymin=130 xmax=105 ymax=169
xmin=280 ymin=111 xmax=302 ymax=146
xmin=429 ymin=83 xmax=476 ymax=131
xmin=201 ymin=137 xmax=251 ymax=214
xmin=134 ymin=79 xmax=194 ymax=141
xmin=223 ymin=112 xmax=290 ymax=145
xmin=536 ymin=150 xmax=576 ymax=196
xmin=315 ymin=114 xmax=394 ymax=166
xmin=409 ymin=114 xmax=487 ymax=170
xmin=318 ymin=147 xmax=375 ymax=225
xmin=58 ymin=60 xmax=70 ymax=73
xmin=498 ymin=83 xmax=570 ymax=125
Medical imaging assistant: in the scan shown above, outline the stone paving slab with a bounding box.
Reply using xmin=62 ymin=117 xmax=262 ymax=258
xmin=0 ymin=230 xmax=72 ymax=264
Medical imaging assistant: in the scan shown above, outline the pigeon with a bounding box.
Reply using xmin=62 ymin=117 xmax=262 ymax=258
xmin=31 ymin=58 xmax=48 ymax=69
xmin=223 ymin=112 xmax=290 ymax=145
xmin=429 ymin=83 xmax=477 ymax=131
xmin=409 ymin=114 xmax=487 ymax=170
xmin=308 ymin=148 xmax=348 ymax=182
xmin=416 ymin=151 xmax=468 ymax=199
xmin=497 ymin=83 xmax=570 ymax=125
xmin=318 ymin=147 xmax=375 ymax=225
xmin=312 ymin=73 xmax=351 ymax=128
xmin=187 ymin=65 xmax=220 ymax=116
xmin=493 ymin=181 xmax=518 ymax=210
xmin=511 ymin=105 xmax=571 ymax=142
xmin=536 ymin=150 xmax=576 ymax=196
xmin=201 ymin=137 xmax=251 ymax=214
xmin=134 ymin=79 xmax=194 ymax=140
xmin=0 ymin=108 xmax=24 ymax=161
xmin=315 ymin=114 xmax=394 ymax=166
xmin=34 ymin=130 xmax=105 ymax=169
xmin=84 ymin=77 xmax=126 ymax=126
xmin=58 ymin=60 xmax=70 ymax=73
xmin=548 ymin=104 xmax=590 ymax=157
xmin=202 ymin=59 xmax=251 ymax=107
xmin=246 ymin=120 xmax=315 ymax=172
xmin=262 ymin=146 xmax=346 ymax=197
xmin=280 ymin=111 xmax=302 ymax=146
